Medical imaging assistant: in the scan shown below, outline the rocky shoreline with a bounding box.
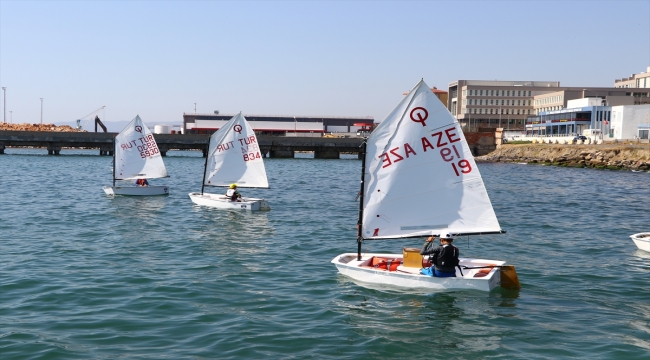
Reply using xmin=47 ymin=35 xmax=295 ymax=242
xmin=477 ymin=144 xmax=650 ymax=171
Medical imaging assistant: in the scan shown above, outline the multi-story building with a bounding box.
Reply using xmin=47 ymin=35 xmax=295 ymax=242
xmin=448 ymin=79 xmax=650 ymax=131
xmin=447 ymin=80 xmax=561 ymax=131
xmin=614 ymin=66 xmax=650 ymax=88
xmin=533 ymin=88 xmax=650 ymax=114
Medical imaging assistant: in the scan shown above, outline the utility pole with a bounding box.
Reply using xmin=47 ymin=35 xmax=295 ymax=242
xmin=2 ymin=87 xmax=6 ymax=123
xmin=194 ymin=103 xmax=196 ymax=114
xmin=40 ymin=98 xmax=44 ymax=124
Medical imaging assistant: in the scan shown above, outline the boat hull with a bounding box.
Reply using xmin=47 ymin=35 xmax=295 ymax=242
xmin=188 ymin=192 xmax=270 ymax=211
xmin=103 ymin=185 xmax=169 ymax=196
xmin=630 ymin=232 xmax=650 ymax=252
xmin=331 ymin=253 xmax=506 ymax=292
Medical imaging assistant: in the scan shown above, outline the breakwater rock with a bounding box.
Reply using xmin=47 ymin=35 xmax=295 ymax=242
xmin=477 ymin=144 xmax=650 ymax=171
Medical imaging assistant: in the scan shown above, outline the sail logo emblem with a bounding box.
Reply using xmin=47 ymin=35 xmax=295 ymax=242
xmin=134 ymin=125 xmax=143 ymax=133
xmin=233 ymin=124 xmax=243 ymax=134
xmin=410 ymin=107 xmax=428 ymax=126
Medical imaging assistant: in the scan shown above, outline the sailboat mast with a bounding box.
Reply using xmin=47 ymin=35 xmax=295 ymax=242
xmin=200 ymin=139 xmax=209 ymax=194
xmin=111 ymin=137 xmax=116 ymax=187
xmin=357 ymin=141 xmax=367 ymax=261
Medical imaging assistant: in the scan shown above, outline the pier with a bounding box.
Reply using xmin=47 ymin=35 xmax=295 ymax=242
xmin=0 ymin=131 xmax=366 ymax=158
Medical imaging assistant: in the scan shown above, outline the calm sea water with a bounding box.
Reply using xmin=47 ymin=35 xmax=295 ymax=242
xmin=1 ymin=148 xmax=649 ymax=359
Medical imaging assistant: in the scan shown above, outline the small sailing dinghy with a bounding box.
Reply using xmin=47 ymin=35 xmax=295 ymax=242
xmin=102 ymin=115 xmax=169 ymax=196
xmin=630 ymin=233 xmax=650 ymax=252
xmin=331 ymin=79 xmax=520 ymax=292
xmin=188 ymin=112 xmax=270 ymax=211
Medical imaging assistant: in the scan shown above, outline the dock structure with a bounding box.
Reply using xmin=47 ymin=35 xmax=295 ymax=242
xmin=0 ymin=131 xmax=365 ymax=159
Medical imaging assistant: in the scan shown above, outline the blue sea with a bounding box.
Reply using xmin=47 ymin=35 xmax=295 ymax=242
xmin=1 ymin=148 xmax=649 ymax=359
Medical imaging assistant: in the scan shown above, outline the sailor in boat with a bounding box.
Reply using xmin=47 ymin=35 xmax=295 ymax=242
xmin=135 ymin=178 xmax=149 ymax=187
xmin=420 ymin=233 xmax=460 ymax=277
xmin=226 ymin=183 xmax=242 ymax=202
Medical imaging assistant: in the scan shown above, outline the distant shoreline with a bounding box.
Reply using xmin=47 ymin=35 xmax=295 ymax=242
xmin=477 ymin=144 xmax=650 ymax=171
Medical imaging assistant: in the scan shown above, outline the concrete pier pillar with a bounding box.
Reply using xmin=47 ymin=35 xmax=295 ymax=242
xmin=269 ymin=150 xmax=295 ymax=158
xmin=47 ymin=146 xmax=61 ymax=155
xmin=0 ymin=145 xmax=5 ymax=154
xmin=314 ymin=150 xmax=340 ymax=159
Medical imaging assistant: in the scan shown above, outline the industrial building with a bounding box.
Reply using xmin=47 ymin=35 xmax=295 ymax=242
xmin=182 ymin=113 xmax=374 ymax=137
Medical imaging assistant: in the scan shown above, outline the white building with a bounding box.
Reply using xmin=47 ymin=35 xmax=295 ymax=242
xmin=610 ymin=104 xmax=650 ymax=140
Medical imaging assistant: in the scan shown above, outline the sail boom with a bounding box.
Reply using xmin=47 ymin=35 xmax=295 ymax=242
xmin=204 ymin=184 xmax=270 ymax=189
xmin=362 ymin=230 xmax=506 ymax=241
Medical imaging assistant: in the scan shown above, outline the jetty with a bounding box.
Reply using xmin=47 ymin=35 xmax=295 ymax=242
xmin=0 ymin=131 xmax=366 ymax=158
xmin=0 ymin=130 xmax=499 ymax=158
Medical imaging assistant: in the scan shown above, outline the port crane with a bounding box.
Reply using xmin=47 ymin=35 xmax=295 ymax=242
xmin=76 ymin=106 xmax=107 ymax=132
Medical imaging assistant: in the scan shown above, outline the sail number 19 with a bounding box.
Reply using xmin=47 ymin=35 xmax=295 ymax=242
xmin=439 ymin=144 xmax=472 ymax=176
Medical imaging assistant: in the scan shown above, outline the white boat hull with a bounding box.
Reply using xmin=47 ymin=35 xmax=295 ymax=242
xmin=331 ymin=253 xmax=506 ymax=292
xmin=630 ymin=232 xmax=650 ymax=252
xmin=188 ymin=192 xmax=270 ymax=211
xmin=103 ymin=185 xmax=169 ymax=196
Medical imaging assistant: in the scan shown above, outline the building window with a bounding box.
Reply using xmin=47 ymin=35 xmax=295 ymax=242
xmin=517 ymin=109 xmax=520 ymax=114
xmin=528 ymin=91 xmax=531 ymax=96
xmin=517 ymin=91 xmax=521 ymax=96
xmin=507 ymin=90 xmax=510 ymax=96
xmin=480 ymin=90 xmax=483 ymax=96
xmin=490 ymin=100 xmax=493 ymax=105
xmin=469 ymin=90 xmax=473 ymax=96
xmin=501 ymin=100 xmax=504 ymax=105
xmin=518 ymin=100 xmax=521 ymax=105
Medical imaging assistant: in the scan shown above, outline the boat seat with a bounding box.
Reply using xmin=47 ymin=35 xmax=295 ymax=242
xmin=396 ymin=266 xmax=421 ymax=274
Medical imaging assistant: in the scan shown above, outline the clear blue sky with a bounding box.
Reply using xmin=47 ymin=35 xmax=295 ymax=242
xmin=1 ymin=0 xmax=649 ymax=129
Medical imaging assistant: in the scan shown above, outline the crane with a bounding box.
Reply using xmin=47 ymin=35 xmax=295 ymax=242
xmin=76 ymin=106 xmax=106 ymax=132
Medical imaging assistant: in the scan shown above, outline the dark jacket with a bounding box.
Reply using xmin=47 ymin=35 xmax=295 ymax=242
xmin=421 ymin=242 xmax=459 ymax=273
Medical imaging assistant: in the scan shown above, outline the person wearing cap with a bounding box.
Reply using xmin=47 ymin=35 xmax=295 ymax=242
xmin=420 ymin=233 xmax=459 ymax=277
xmin=226 ymin=183 xmax=242 ymax=202
xmin=135 ymin=178 xmax=149 ymax=187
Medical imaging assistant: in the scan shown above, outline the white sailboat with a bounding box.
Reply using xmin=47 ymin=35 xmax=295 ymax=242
xmin=102 ymin=115 xmax=169 ymax=196
xmin=630 ymin=233 xmax=650 ymax=252
xmin=331 ymin=79 xmax=520 ymax=292
xmin=188 ymin=112 xmax=270 ymax=211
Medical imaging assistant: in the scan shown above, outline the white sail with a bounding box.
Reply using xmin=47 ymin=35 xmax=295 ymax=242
xmin=114 ymin=115 xmax=168 ymax=180
xmin=204 ymin=112 xmax=269 ymax=188
xmin=361 ymin=80 xmax=501 ymax=239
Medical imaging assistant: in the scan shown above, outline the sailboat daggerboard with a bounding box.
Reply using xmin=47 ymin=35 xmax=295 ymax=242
xmin=361 ymin=80 xmax=501 ymax=240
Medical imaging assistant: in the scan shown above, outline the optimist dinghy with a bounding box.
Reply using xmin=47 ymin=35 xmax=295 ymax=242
xmin=630 ymin=233 xmax=650 ymax=252
xmin=188 ymin=112 xmax=270 ymax=211
xmin=331 ymin=79 xmax=520 ymax=292
xmin=102 ymin=115 xmax=169 ymax=196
